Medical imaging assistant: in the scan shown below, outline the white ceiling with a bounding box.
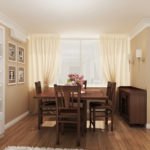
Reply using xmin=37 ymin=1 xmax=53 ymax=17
xmin=0 ymin=0 xmax=150 ymax=34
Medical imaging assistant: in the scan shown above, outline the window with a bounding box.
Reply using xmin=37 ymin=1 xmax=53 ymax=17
xmin=56 ymin=39 xmax=106 ymax=87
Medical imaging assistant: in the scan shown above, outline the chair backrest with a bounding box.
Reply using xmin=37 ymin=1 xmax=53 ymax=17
xmin=110 ymin=82 xmax=116 ymax=101
xmin=54 ymin=84 xmax=81 ymax=110
xmin=83 ymin=80 xmax=87 ymax=89
xmin=107 ymin=82 xmax=116 ymax=109
xmin=35 ymin=81 xmax=42 ymax=94
xmin=106 ymin=82 xmax=112 ymax=97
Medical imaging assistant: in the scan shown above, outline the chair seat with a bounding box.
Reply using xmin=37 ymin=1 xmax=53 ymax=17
xmin=42 ymin=106 xmax=56 ymax=111
xmin=90 ymin=102 xmax=104 ymax=107
xmin=90 ymin=101 xmax=112 ymax=109
xmin=59 ymin=107 xmax=84 ymax=113
xmin=41 ymin=101 xmax=56 ymax=111
xmin=58 ymin=116 xmax=83 ymax=124
xmin=58 ymin=107 xmax=84 ymax=119
xmin=73 ymin=103 xmax=83 ymax=108
xmin=94 ymin=111 xmax=112 ymax=117
xmin=42 ymin=111 xmax=56 ymax=116
xmin=42 ymin=101 xmax=56 ymax=106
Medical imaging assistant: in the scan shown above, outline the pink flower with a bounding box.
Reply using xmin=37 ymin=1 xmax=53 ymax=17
xmin=80 ymin=80 xmax=84 ymax=84
xmin=79 ymin=75 xmax=84 ymax=80
xmin=72 ymin=76 xmax=75 ymax=80
xmin=68 ymin=74 xmax=73 ymax=78
xmin=74 ymin=73 xmax=79 ymax=78
xmin=71 ymin=81 xmax=76 ymax=86
xmin=67 ymin=73 xmax=84 ymax=88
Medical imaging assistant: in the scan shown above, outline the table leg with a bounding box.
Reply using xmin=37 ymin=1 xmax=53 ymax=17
xmin=38 ymin=99 xmax=42 ymax=129
xmin=83 ymin=100 xmax=87 ymax=132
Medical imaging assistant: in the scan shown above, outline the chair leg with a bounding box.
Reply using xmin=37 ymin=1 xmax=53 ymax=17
xmin=56 ymin=122 xmax=59 ymax=144
xmin=82 ymin=120 xmax=84 ymax=136
xmin=93 ymin=106 xmax=95 ymax=131
xmin=38 ymin=111 xmax=41 ymax=130
xmin=111 ymin=111 xmax=113 ymax=131
xmin=81 ymin=114 xmax=85 ymax=136
xmin=89 ymin=105 xmax=92 ymax=129
xmin=61 ymin=123 xmax=64 ymax=135
xmin=41 ymin=109 xmax=43 ymax=124
xmin=77 ymin=121 xmax=80 ymax=146
xmin=83 ymin=101 xmax=87 ymax=133
xmin=105 ymin=109 xmax=108 ymax=126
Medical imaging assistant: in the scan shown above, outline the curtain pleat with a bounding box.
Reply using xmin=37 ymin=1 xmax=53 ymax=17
xmin=28 ymin=34 xmax=60 ymax=113
xmin=100 ymin=34 xmax=130 ymax=87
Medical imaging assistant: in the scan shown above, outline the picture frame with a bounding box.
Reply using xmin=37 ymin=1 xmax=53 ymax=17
xmin=8 ymin=65 xmax=17 ymax=85
xmin=8 ymin=42 xmax=17 ymax=62
xmin=18 ymin=46 xmax=25 ymax=64
xmin=17 ymin=66 xmax=25 ymax=84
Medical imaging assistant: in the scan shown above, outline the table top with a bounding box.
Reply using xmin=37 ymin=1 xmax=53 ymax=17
xmin=119 ymin=86 xmax=146 ymax=94
xmin=34 ymin=88 xmax=108 ymax=100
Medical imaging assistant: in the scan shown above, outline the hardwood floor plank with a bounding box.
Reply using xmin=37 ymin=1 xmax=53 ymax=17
xmin=0 ymin=114 xmax=150 ymax=150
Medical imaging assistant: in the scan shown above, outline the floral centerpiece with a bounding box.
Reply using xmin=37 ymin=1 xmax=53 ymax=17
xmin=67 ymin=73 xmax=84 ymax=89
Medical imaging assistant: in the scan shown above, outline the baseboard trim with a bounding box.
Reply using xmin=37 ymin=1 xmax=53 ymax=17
xmin=5 ymin=111 xmax=29 ymax=129
xmin=146 ymin=124 xmax=150 ymax=129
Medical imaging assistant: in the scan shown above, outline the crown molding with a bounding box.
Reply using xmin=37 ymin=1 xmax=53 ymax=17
xmin=0 ymin=11 xmax=27 ymax=42
xmin=129 ymin=18 xmax=150 ymax=40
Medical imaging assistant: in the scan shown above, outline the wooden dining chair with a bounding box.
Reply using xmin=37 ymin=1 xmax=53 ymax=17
xmin=35 ymin=81 xmax=56 ymax=129
xmin=89 ymin=82 xmax=116 ymax=131
xmin=54 ymin=84 xmax=84 ymax=146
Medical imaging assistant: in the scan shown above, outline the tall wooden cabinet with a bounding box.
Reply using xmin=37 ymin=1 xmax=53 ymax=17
xmin=0 ymin=26 xmax=5 ymax=136
xmin=119 ymin=86 xmax=147 ymax=125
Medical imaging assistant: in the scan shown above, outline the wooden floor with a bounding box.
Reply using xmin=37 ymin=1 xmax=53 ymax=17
xmin=0 ymin=114 xmax=150 ymax=150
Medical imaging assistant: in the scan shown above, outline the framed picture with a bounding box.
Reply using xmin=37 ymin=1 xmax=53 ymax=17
xmin=8 ymin=65 xmax=17 ymax=85
xmin=18 ymin=46 xmax=25 ymax=64
xmin=8 ymin=42 xmax=17 ymax=62
xmin=18 ymin=66 xmax=25 ymax=84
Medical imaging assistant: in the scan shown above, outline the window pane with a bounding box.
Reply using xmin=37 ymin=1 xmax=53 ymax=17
xmin=55 ymin=39 xmax=106 ymax=87
xmin=57 ymin=40 xmax=80 ymax=84
xmin=81 ymin=40 xmax=106 ymax=86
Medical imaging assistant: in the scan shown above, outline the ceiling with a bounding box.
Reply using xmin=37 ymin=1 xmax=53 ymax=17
xmin=0 ymin=0 xmax=150 ymax=34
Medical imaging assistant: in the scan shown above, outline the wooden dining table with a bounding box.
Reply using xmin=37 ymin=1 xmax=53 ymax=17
xmin=34 ymin=88 xmax=108 ymax=130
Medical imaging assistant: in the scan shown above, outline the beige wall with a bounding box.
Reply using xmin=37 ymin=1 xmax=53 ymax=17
xmin=0 ymin=23 xmax=29 ymax=124
xmin=130 ymin=27 xmax=150 ymax=123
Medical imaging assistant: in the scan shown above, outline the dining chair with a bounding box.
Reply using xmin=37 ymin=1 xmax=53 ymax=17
xmin=89 ymin=82 xmax=116 ymax=131
xmin=35 ymin=81 xmax=56 ymax=129
xmin=54 ymin=84 xmax=84 ymax=146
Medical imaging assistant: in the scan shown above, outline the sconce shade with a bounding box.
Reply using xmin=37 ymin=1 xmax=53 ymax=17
xmin=136 ymin=49 xmax=142 ymax=58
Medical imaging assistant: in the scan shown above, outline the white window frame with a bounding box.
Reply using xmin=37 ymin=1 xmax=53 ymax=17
xmin=54 ymin=37 xmax=107 ymax=87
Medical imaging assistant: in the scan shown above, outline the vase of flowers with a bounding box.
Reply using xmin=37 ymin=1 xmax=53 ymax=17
xmin=67 ymin=73 xmax=84 ymax=89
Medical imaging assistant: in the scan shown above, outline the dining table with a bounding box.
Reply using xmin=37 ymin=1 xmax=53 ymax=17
xmin=34 ymin=88 xmax=108 ymax=130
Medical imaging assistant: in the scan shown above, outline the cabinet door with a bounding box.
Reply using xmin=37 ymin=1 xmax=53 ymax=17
xmin=120 ymin=91 xmax=129 ymax=120
xmin=129 ymin=94 xmax=146 ymax=124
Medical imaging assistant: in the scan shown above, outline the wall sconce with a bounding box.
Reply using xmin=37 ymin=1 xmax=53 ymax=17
xmin=128 ymin=54 xmax=134 ymax=64
xmin=136 ymin=49 xmax=145 ymax=62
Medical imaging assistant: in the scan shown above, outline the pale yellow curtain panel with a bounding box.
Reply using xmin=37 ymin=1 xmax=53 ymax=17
xmin=28 ymin=34 xmax=60 ymax=113
xmin=100 ymin=34 xmax=130 ymax=87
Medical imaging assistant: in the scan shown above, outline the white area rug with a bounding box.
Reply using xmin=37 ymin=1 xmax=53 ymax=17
xmin=4 ymin=146 xmax=85 ymax=150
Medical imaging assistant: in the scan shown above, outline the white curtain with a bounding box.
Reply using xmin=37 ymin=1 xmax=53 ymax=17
xmin=28 ymin=34 xmax=60 ymax=113
xmin=100 ymin=34 xmax=130 ymax=87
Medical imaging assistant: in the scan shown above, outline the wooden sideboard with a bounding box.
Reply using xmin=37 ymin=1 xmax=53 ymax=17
xmin=119 ymin=86 xmax=147 ymax=125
